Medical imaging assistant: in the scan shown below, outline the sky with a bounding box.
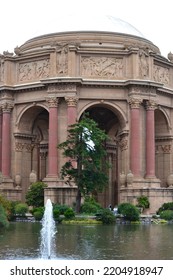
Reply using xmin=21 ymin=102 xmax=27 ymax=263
xmin=0 ymin=0 xmax=172 ymax=58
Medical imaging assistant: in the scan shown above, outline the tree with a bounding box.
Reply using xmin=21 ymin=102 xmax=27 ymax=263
xmin=25 ymin=182 xmax=47 ymax=207
xmin=58 ymin=115 xmax=110 ymax=212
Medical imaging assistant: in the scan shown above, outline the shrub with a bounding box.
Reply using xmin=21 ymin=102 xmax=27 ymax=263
xmin=81 ymin=197 xmax=103 ymax=214
xmin=64 ymin=208 xmax=75 ymax=220
xmin=136 ymin=196 xmax=150 ymax=209
xmin=0 ymin=204 xmax=9 ymax=228
xmin=53 ymin=209 xmax=60 ymax=221
xmin=25 ymin=182 xmax=47 ymax=207
xmin=96 ymin=209 xmax=115 ymax=224
xmin=118 ymin=203 xmax=140 ymax=221
xmin=160 ymin=210 xmax=173 ymax=221
xmin=15 ymin=203 xmax=28 ymax=216
xmin=33 ymin=211 xmax=44 ymax=221
xmin=157 ymin=202 xmax=173 ymax=215
xmin=53 ymin=204 xmax=69 ymax=215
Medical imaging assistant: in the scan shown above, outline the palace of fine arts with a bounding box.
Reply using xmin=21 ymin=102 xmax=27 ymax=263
xmin=1 ymin=14 xmax=173 ymax=214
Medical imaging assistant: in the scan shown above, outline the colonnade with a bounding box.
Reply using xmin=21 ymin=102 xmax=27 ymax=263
xmin=0 ymin=95 xmax=157 ymax=182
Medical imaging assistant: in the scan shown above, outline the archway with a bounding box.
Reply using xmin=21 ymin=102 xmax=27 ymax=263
xmin=16 ymin=105 xmax=49 ymax=198
xmin=155 ymin=109 xmax=171 ymax=186
xmin=81 ymin=105 xmax=123 ymax=208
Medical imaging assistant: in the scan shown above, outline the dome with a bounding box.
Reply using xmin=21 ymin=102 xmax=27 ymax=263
xmin=32 ymin=14 xmax=144 ymax=38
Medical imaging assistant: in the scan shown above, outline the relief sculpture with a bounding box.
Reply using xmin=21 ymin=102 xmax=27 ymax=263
xmin=153 ymin=65 xmax=169 ymax=85
xmin=81 ymin=56 xmax=123 ymax=78
xmin=139 ymin=51 xmax=149 ymax=78
xmin=18 ymin=59 xmax=50 ymax=82
xmin=57 ymin=47 xmax=68 ymax=75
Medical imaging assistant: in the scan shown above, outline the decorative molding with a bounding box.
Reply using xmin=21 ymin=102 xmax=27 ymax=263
xmin=47 ymin=84 xmax=76 ymax=93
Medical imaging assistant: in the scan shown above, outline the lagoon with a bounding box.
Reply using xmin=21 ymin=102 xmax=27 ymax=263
xmin=0 ymin=222 xmax=173 ymax=260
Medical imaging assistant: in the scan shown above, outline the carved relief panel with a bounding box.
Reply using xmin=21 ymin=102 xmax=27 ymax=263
xmin=18 ymin=58 xmax=50 ymax=82
xmin=56 ymin=46 xmax=68 ymax=75
xmin=139 ymin=51 xmax=149 ymax=79
xmin=81 ymin=56 xmax=124 ymax=79
xmin=0 ymin=58 xmax=4 ymax=82
xmin=153 ymin=64 xmax=169 ymax=85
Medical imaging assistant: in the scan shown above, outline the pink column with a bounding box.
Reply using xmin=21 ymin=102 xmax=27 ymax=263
xmin=129 ymin=97 xmax=142 ymax=177
xmin=47 ymin=97 xmax=59 ymax=177
xmin=0 ymin=110 xmax=2 ymax=171
xmin=65 ymin=96 xmax=78 ymax=126
xmin=2 ymin=104 xmax=13 ymax=177
xmin=145 ymin=100 xmax=157 ymax=178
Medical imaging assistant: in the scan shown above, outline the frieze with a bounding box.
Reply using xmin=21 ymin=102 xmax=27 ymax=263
xmin=156 ymin=144 xmax=172 ymax=154
xmin=129 ymin=86 xmax=156 ymax=96
xmin=81 ymin=56 xmax=123 ymax=78
xmin=48 ymin=84 xmax=76 ymax=92
xmin=18 ymin=59 xmax=50 ymax=82
xmin=15 ymin=142 xmax=35 ymax=152
xmin=153 ymin=64 xmax=169 ymax=85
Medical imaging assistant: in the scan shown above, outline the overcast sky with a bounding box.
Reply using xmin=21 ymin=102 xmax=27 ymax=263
xmin=0 ymin=0 xmax=172 ymax=58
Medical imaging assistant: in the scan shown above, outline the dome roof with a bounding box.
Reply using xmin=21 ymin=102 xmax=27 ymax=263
xmin=33 ymin=14 xmax=144 ymax=38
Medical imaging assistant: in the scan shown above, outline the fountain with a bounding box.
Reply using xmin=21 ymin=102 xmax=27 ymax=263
xmin=40 ymin=199 xmax=56 ymax=259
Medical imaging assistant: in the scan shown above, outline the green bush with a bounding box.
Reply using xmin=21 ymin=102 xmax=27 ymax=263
xmin=53 ymin=209 xmax=60 ymax=220
xmin=160 ymin=210 xmax=173 ymax=221
xmin=0 ymin=204 xmax=9 ymax=228
xmin=15 ymin=203 xmax=28 ymax=216
xmin=118 ymin=203 xmax=140 ymax=221
xmin=64 ymin=208 xmax=75 ymax=220
xmin=81 ymin=197 xmax=103 ymax=214
xmin=157 ymin=202 xmax=173 ymax=215
xmin=136 ymin=196 xmax=150 ymax=209
xmin=25 ymin=182 xmax=47 ymax=207
xmin=96 ymin=209 xmax=115 ymax=224
xmin=33 ymin=210 xmax=44 ymax=221
xmin=53 ymin=204 xmax=69 ymax=215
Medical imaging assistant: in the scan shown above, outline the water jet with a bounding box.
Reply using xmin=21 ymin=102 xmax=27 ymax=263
xmin=40 ymin=199 xmax=56 ymax=259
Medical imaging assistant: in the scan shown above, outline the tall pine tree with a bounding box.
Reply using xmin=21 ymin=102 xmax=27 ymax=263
xmin=58 ymin=115 xmax=110 ymax=212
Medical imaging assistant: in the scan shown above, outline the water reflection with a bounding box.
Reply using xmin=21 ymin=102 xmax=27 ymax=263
xmin=0 ymin=223 xmax=173 ymax=259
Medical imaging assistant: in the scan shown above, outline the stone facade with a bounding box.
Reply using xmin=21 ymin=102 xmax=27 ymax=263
xmin=1 ymin=29 xmax=173 ymax=213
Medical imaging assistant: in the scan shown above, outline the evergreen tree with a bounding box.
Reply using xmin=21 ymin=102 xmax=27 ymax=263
xmin=58 ymin=115 xmax=110 ymax=212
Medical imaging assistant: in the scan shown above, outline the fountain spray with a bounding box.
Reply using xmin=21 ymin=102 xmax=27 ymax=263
xmin=40 ymin=199 xmax=56 ymax=259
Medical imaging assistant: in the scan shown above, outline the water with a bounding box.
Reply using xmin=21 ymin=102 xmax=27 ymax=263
xmin=0 ymin=223 xmax=173 ymax=259
xmin=40 ymin=199 xmax=56 ymax=259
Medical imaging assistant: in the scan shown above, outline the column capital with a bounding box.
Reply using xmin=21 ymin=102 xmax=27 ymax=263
xmin=128 ymin=97 xmax=143 ymax=109
xmin=65 ymin=96 xmax=78 ymax=107
xmin=145 ymin=100 xmax=157 ymax=111
xmin=46 ymin=96 xmax=59 ymax=108
xmin=1 ymin=101 xmax=14 ymax=113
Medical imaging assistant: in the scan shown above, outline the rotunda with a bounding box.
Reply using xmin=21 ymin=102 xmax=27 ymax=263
xmin=0 ymin=15 xmax=173 ymax=213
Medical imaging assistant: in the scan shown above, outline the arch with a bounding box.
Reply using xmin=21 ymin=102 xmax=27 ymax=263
xmin=155 ymin=108 xmax=171 ymax=135
xmin=15 ymin=103 xmax=49 ymax=130
xmin=78 ymin=101 xmax=128 ymax=130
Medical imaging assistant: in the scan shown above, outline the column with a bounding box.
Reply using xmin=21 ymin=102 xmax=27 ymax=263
xmin=145 ymin=100 xmax=157 ymax=178
xmin=47 ymin=97 xmax=59 ymax=177
xmin=129 ymin=97 xmax=142 ymax=177
xmin=2 ymin=102 xmax=13 ymax=177
xmin=65 ymin=96 xmax=78 ymax=126
xmin=0 ymin=108 xmax=2 ymax=171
